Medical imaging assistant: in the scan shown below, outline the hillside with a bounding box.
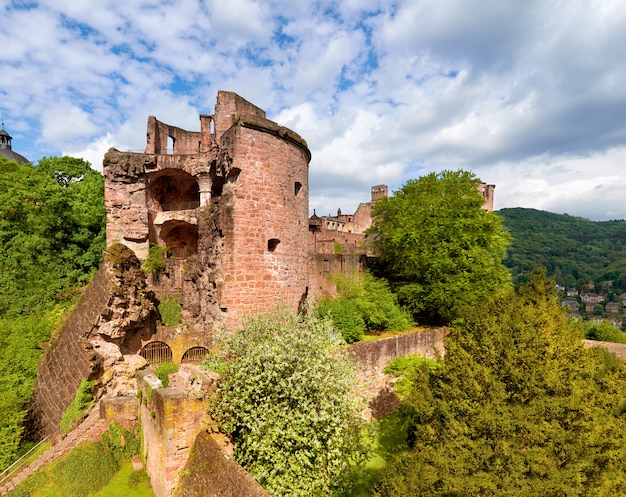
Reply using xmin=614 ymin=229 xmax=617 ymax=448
xmin=498 ymin=208 xmax=626 ymax=291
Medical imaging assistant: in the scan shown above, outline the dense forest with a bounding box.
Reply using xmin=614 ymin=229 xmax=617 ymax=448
xmin=499 ymin=208 xmax=626 ymax=292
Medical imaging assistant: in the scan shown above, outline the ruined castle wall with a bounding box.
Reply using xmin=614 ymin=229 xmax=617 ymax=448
xmin=352 ymin=201 xmax=373 ymax=233
xmin=213 ymin=91 xmax=266 ymax=142
xmin=146 ymin=116 xmax=203 ymax=155
xmin=104 ymin=151 xmax=151 ymax=259
xmin=347 ymin=328 xmax=447 ymax=381
xmin=138 ymin=371 xmax=208 ymax=497
xmin=218 ymin=120 xmax=310 ymax=327
xmin=28 ymin=267 xmax=114 ymax=438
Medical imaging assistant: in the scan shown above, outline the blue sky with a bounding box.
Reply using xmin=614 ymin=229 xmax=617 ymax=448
xmin=2 ymin=0 xmax=626 ymax=220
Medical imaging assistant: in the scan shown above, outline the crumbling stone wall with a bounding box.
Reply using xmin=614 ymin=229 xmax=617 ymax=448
xmin=28 ymin=246 xmax=156 ymax=438
xmin=105 ymin=91 xmax=311 ymax=341
xmin=27 ymin=267 xmax=110 ymax=438
xmin=137 ymin=369 xmax=215 ymax=497
xmin=347 ymin=328 xmax=446 ymax=381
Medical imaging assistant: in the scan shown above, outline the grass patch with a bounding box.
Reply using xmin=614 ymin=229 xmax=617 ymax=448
xmin=154 ymin=363 xmax=178 ymax=388
xmin=59 ymin=379 xmax=94 ymax=434
xmin=345 ymin=411 xmax=409 ymax=496
xmin=91 ymin=463 xmax=153 ymax=497
xmin=6 ymin=447 xmax=153 ymax=497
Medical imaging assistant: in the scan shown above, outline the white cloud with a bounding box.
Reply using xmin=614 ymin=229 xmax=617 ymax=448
xmin=2 ymin=0 xmax=626 ymax=221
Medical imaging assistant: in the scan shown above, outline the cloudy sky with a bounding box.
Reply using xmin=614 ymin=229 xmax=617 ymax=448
xmin=1 ymin=0 xmax=626 ymax=220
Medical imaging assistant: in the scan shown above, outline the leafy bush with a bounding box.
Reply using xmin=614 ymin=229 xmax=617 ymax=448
xmin=158 ymin=296 xmax=181 ymax=327
xmin=383 ymin=354 xmax=439 ymax=400
xmin=59 ymin=378 xmax=95 ymax=434
xmin=315 ymin=297 xmax=366 ymax=343
xmin=155 ymin=363 xmax=179 ymax=387
xmin=50 ymin=442 xmax=119 ymax=497
xmin=208 ymin=308 xmax=369 ymax=496
xmin=584 ymin=320 xmax=626 ymax=344
xmin=315 ymin=271 xmax=414 ymax=342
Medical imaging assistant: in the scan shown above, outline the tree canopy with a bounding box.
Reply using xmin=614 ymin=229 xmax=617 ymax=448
xmin=374 ymin=268 xmax=626 ymax=496
xmin=0 ymin=155 xmax=105 ymax=316
xmin=369 ymin=170 xmax=511 ymax=324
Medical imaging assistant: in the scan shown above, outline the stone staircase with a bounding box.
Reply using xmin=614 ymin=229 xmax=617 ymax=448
xmin=0 ymin=404 xmax=109 ymax=496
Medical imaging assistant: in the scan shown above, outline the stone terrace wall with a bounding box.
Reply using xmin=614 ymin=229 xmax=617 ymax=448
xmin=176 ymin=430 xmax=269 ymax=497
xmin=27 ymin=267 xmax=113 ymax=438
xmin=347 ymin=328 xmax=447 ymax=380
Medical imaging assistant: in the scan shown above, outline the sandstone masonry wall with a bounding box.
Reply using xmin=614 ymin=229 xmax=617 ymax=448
xmin=138 ymin=371 xmax=209 ymax=497
xmin=219 ymin=118 xmax=310 ymax=327
xmin=347 ymin=328 xmax=447 ymax=380
xmin=28 ymin=267 xmax=112 ymax=438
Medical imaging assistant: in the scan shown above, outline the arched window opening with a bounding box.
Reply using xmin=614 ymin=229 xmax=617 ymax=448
xmin=140 ymin=341 xmax=173 ymax=364
xmin=161 ymin=221 xmax=199 ymax=258
xmin=295 ymin=181 xmax=302 ymax=196
xmin=181 ymin=346 xmax=210 ymax=364
xmin=148 ymin=170 xmax=200 ymax=212
xmin=167 ymin=136 xmax=175 ymax=154
xmin=268 ymin=238 xmax=280 ymax=252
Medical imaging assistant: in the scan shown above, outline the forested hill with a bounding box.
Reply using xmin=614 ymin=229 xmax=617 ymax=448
xmin=498 ymin=207 xmax=626 ymax=291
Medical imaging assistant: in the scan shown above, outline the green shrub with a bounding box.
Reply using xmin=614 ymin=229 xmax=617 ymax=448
xmin=142 ymin=244 xmax=170 ymax=276
xmin=384 ymin=354 xmax=439 ymax=400
xmin=59 ymin=378 xmax=95 ymax=434
xmin=50 ymin=442 xmax=119 ymax=497
xmin=315 ymin=297 xmax=366 ymax=344
xmin=324 ymin=271 xmax=414 ymax=335
xmin=584 ymin=320 xmax=626 ymax=344
xmin=127 ymin=468 xmax=151 ymax=488
xmin=158 ymin=296 xmax=181 ymax=327
xmin=101 ymin=423 xmax=140 ymax=463
xmin=155 ymin=363 xmax=179 ymax=387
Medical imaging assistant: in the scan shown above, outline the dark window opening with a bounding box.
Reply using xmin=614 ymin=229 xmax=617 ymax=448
xmin=227 ymin=167 xmax=241 ymax=183
xmin=181 ymin=346 xmax=210 ymax=364
xmin=268 ymin=238 xmax=280 ymax=252
xmin=148 ymin=170 xmax=200 ymax=212
xmin=295 ymin=181 xmax=302 ymax=196
xmin=161 ymin=221 xmax=199 ymax=258
xmin=140 ymin=341 xmax=173 ymax=364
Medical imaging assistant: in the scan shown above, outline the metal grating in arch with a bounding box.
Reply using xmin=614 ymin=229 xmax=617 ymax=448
xmin=181 ymin=346 xmax=210 ymax=364
xmin=140 ymin=341 xmax=173 ymax=364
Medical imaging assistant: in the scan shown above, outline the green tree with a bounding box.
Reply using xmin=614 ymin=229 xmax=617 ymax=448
xmin=369 ymin=170 xmax=511 ymax=324
xmin=0 ymin=156 xmax=105 ymax=316
xmin=374 ymin=268 xmax=626 ymax=496
xmin=208 ymin=309 xmax=368 ymax=496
